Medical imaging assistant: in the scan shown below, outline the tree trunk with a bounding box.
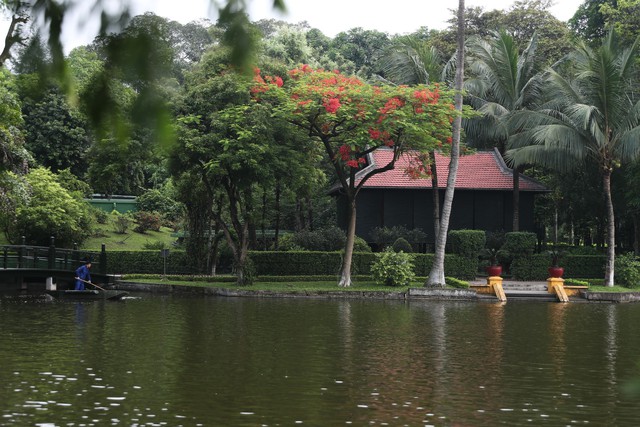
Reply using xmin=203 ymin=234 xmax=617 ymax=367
xmin=603 ymin=170 xmax=615 ymax=287
xmin=261 ymin=189 xmax=268 ymax=250
xmin=426 ymin=0 xmax=465 ymax=287
xmin=512 ymin=167 xmax=520 ymax=232
xmin=338 ymin=197 xmax=357 ymax=287
xmin=307 ymin=197 xmax=314 ymax=231
xmin=274 ymin=179 xmax=281 ymax=250
xmin=634 ymin=214 xmax=639 ymax=256
xmin=431 ymin=150 xmax=441 ymax=242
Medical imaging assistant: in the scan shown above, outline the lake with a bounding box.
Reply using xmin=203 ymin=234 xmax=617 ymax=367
xmin=2 ymin=294 xmax=640 ymax=426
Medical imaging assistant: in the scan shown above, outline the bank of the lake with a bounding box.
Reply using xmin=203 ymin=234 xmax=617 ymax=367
xmin=113 ymin=277 xmax=640 ymax=303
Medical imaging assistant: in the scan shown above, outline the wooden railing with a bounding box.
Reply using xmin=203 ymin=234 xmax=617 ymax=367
xmin=0 ymin=237 xmax=107 ymax=274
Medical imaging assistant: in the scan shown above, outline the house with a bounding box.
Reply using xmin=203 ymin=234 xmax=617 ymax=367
xmin=333 ymin=147 xmax=548 ymax=244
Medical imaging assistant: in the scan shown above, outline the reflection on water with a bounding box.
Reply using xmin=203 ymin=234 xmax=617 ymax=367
xmin=2 ymin=295 xmax=640 ymax=425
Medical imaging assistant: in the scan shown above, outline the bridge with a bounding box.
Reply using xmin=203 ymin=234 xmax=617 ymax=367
xmin=0 ymin=237 xmax=112 ymax=295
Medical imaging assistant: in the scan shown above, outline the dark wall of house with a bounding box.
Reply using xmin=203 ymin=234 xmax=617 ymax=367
xmin=337 ymin=189 xmax=539 ymax=243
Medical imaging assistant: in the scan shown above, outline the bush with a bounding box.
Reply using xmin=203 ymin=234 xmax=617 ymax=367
xmin=448 ymin=230 xmax=485 ymax=259
xmin=109 ymin=211 xmax=131 ymax=234
xmin=392 ymin=237 xmax=413 ymax=253
xmin=371 ymin=248 xmax=416 ymax=286
xmin=143 ymin=240 xmax=168 ymax=250
xmin=615 ymin=253 xmax=640 ymax=288
xmin=278 ymin=226 xmax=370 ymax=252
xmin=137 ymin=188 xmax=183 ymax=222
xmin=502 ymin=232 xmax=537 ymax=260
xmin=369 ymin=226 xmax=426 ymax=250
xmin=445 ymin=277 xmax=470 ymax=289
xmin=511 ymin=254 xmax=606 ymax=280
xmin=353 ymin=236 xmax=372 ymax=252
xmin=133 ymin=211 xmax=162 ymax=233
xmin=92 ymin=208 xmax=109 ymax=224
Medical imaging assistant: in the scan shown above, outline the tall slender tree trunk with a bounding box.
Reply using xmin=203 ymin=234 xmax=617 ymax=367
xmin=512 ymin=167 xmax=520 ymax=231
xmin=603 ymin=170 xmax=615 ymax=287
xmin=430 ymin=150 xmax=441 ymax=242
xmin=274 ymin=179 xmax=281 ymax=250
xmin=339 ymin=197 xmax=357 ymax=287
xmin=426 ymin=0 xmax=465 ymax=287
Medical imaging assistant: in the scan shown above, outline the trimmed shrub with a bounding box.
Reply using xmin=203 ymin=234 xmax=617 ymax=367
xmin=615 ymin=253 xmax=640 ymax=288
xmin=354 ymin=236 xmax=373 ymax=252
xmin=392 ymin=237 xmax=413 ymax=253
xmin=133 ymin=211 xmax=162 ymax=233
xmin=511 ymin=254 xmax=606 ymax=280
xmin=502 ymin=232 xmax=537 ymax=258
xmin=371 ymin=248 xmax=416 ymax=286
xmin=445 ymin=277 xmax=470 ymax=289
xmin=448 ymin=229 xmax=485 ymax=259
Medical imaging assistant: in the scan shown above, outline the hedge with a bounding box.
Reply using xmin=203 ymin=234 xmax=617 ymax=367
xmin=448 ymin=230 xmax=485 ymax=259
xmin=250 ymin=251 xmax=477 ymax=280
xmin=511 ymin=254 xmax=606 ymax=280
xmin=106 ymin=250 xmax=478 ymax=280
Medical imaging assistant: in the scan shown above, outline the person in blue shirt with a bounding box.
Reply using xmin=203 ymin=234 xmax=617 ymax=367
xmin=74 ymin=258 xmax=92 ymax=290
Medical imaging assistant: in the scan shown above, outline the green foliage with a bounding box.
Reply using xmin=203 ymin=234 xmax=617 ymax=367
xmin=448 ymin=229 xmax=485 ymax=258
xmin=133 ymin=211 xmax=162 ymax=233
xmin=92 ymin=207 xmax=109 ymax=224
xmin=369 ymin=226 xmax=427 ymax=250
xmin=106 ymin=250 xmax=196 ymax=274
xmin=614 ymin=253 xmax=640 ymax=288
xmin=111 ymin=212 xmax=131 ymax=234
xmin=503 ymin=232 xmax=537 ymax=257
xmin=4 ymin=167 xmax=92 ymax=247
xmin=142 ymin=240 xmax=168 ymax=250
xmin=278 ymin=226 xmax=371 ymax=253
xmin=249 ymin=251 xmax=476 ymax=279
xmin=564 ymin=278 xmax=590 ymax=287
xmin=392 ymin=237 xmax=413 ymax=253
xmin=371 ymin=248 xmax=416 ymax=287
xmin=136 ymin=188 xmax=182 ymax=222
xmin=511 ymin=254 xmax=607 ymax=280
xmin=445 ymin=277 xmax=470 ymax=289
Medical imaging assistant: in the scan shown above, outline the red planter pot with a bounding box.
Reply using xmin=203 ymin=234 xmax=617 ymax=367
xmin=548 ymin=266 xmax=564 ymax=278
xmin=486 ymin=265 xmax=502 ymax=277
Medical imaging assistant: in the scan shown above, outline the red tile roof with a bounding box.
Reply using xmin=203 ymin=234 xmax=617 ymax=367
xmin=355 ymin=148 xmax=547 ymax=191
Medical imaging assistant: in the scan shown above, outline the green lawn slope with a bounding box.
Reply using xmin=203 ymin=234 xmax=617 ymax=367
xmin=82 ymin=222 xmax=177 ymax=251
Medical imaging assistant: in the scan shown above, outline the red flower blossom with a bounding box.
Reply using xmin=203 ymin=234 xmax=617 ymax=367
xmin=275 ymin=76 xmax=283 ymax=87
xmin=346 ymin=159 xmax=359 ymax=168
xmin=339 ymin=144 xmax=351 ymax=161
xmin=324 ymin=97 xmax=341 ymax=114
xmin=368 ymin=128 xmax=381 ymax=140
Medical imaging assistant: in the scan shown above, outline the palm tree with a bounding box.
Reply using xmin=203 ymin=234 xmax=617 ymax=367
xmin=465 ymin=30 xmax=544 ymax=231
xmin=378 ymin=36 xmax=447 ymax=240
xmin=506 ymin=30 xmax=640 ymax=287
xmin=426 ymin=0 xmax=465 ymax=287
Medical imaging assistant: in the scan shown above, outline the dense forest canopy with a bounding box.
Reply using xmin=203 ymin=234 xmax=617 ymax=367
xmin=1 ymin=0 xmax=639 ymax=286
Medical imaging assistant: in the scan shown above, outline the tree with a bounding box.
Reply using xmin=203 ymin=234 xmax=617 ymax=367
xmin=465 ymin=30 xmax=544 ymax=231
xmin=506 ymin=30 xmax=640 ymax=287
xmin=18 ymin=85 xmax=91 ymax=176
xmin=256 ymin=66 xmax=457 ymax=287
xmin=2 ymin=167 xmax=92 ymax=246
xmin=378 ymin=36 xmax=449 ymax=240
xmin=426 ymin=0 xmax=466 ymax=287
xmin=569 ymin=0 xmax=613 ymax=43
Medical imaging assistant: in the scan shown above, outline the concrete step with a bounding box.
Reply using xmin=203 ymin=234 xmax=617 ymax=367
xmin=504 ymin=289 xmax=558 ymax=301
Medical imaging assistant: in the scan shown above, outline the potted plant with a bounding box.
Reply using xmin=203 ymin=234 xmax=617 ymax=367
xmin=547 ymin=248 xmax=565 ymax=278
xmin=481 ymin=247 xmax=503 ymax=276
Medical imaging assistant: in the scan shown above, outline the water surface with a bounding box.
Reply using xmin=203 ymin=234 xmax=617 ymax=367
xmin=1 ymin=295 xmax=640 ymax=426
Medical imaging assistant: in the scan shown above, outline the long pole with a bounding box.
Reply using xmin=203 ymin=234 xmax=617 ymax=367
xmin=76 ymin=277 xmax=106 ymax=291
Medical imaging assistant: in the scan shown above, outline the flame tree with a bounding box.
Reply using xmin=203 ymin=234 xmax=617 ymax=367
xmin=254 ymin=66 xmax=459 ymax=287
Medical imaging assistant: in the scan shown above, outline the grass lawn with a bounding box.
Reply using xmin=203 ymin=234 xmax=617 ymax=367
xmin=83 ymin=221 xmax=177 ymax=251
xmin=589 ymin=285 xmax=640 ymax=293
